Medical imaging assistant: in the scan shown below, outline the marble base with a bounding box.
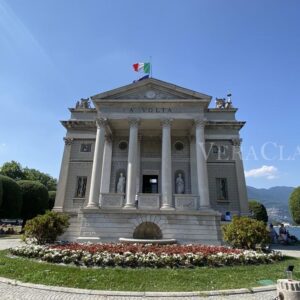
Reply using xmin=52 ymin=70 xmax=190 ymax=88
xmin=60 ymin=209 xmax=222 ymax=245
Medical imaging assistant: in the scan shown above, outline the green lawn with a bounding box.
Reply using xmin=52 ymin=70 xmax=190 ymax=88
xmin=0 ymin=250 xmax=299 ymax=292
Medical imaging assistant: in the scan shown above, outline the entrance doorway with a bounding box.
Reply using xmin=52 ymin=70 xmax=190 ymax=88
xmin=142 ymin=175 xmax=158 ymax=193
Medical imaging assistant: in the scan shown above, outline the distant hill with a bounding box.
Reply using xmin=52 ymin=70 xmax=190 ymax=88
xmin=247 ymin=186 xmax=295 ymax=223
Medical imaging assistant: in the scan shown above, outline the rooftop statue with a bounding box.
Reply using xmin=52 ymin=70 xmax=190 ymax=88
xmin=75 ymin=98 xmax=91 ymax=109
xmin=215 ymin=94 xmax=233 ymax=109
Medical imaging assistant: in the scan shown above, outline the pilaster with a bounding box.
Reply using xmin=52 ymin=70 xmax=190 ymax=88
xmin=232 ymin=138 xmax=249 ymax=216
xmin=194 ymin=119 xmax=210 ymax=208
xmin=53 ymin=137 xmax=74 ymax=212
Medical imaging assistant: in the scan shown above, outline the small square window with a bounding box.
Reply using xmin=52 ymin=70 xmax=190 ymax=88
xmin=216 ymin=178 xmax=228 ymax=201
xmin=75 ymin=176 xmax=87 ymax=198
xmin=80 ymin=143 xmax=92 ymax=152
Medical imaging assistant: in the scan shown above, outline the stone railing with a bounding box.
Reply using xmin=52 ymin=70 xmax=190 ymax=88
xmin=137 ymin=194 xmax=161 ymax=210
xmin=100 ymin=193 xmax=124 ymax=209
xmin=174 ymin=195 xmax=198 ymax=210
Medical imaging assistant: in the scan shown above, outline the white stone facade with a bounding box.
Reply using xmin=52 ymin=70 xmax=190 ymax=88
xmin=54 ymin=78 xmax=248 ymax=244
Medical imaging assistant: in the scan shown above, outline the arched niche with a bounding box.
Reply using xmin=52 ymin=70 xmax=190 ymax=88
xmin=133 ymin=222 xmax=163 ymax=239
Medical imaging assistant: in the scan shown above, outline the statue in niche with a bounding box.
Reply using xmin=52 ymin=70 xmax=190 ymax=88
xmin=117 ymin=173 xmax=126 ymax=193
xmin=176 ymin=173 xmax=184 ymax=194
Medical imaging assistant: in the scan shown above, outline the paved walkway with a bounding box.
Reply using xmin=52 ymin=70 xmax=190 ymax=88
xmin=3 ymin=238 xmax=300 ymax=299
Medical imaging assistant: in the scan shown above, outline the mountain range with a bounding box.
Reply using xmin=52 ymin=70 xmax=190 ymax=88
xmin=247 ymin=186 xmax=295 ymax=223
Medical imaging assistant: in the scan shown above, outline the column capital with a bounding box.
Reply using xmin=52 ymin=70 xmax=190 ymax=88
xmin=232 ymin=138 xmax=242 ymax=147
xmin=63 ymin=137 xmax=74 ymax=145
xmin=128 ymin=118 xmax=140 ymax=128
xmin=161 ymin=118 xmax=173 ymax=128
xmin=96 ymin=118 xmax=107 ymax=129
xmin=193 ymin=118 xmax=206 ymax=128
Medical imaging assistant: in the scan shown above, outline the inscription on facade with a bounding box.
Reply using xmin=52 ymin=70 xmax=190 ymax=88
xmin=128 ymin=107 xmax=172 ymax=113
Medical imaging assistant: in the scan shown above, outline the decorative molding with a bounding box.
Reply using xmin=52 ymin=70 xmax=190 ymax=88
xmin=63 ymin=137 xmax=74 ymax=145
xmin=95 ymin=118 xmax=107 ymax=129
xmin=193 ymin=119 xmax=206 ymax=128
xmin=161 ymin=118 xmax=173 ymax=127
xmin=231 ymin=138 xmax=242 ymax=147
xmin=128 ymin=118 xmax=140 ymax=127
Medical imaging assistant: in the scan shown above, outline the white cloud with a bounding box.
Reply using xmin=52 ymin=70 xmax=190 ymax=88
xmin=245 ymin=165 xmax=279 ymax=180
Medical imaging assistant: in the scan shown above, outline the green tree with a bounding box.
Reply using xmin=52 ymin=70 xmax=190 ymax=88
xmin=23 ymin=168 xmax=57 ymax=191
xmin=289 ymin=187 xmax=300 ymax=224
xmin=48 ymin=191 xmax=56 ymax=210
xmin=0 ymin=175 xmax=22 ymax=218
xmin=0 ymin=161 xmax=24 ymax=180
xmin=0 ymin=161 xmax=57 ymax=191
xmin=248 ymin=199 xmax=268 ymax=223
xmin=18 ymin=180 xmax=49 ymax=226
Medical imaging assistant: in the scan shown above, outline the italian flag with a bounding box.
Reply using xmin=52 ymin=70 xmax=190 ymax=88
xmin=133 ymin=62 xmax=151 ymax=74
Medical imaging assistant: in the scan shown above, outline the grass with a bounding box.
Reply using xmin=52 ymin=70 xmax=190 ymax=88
xmin=0 ymin=250 xmax=299 ymax=292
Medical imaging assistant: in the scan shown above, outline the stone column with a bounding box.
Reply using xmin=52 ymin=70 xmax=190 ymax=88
xmin=232 ymin=138 xmax=249 ymax=216
xmin=100 ymin=135 xmax=112 ymax=194
xmin=194 ymin=119 xmax=210 ymax=208
xmin=53 ymin=137 xmax=73 ymax=212
xmin=124 ymin=119 xmax=139 ymax=209
xmin=86 ymin=118 xmax=107 ymax=209
xmin=161 ymin=119 xmax=174 ymax=210
xmin=189 ymin=135 xmax=198 ymax=195
xmin=136 ymin=135 xmax=142 ymax=194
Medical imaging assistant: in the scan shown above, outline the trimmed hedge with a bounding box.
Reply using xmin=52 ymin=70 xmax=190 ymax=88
xmin=0 ymin=179 xmax=3 ymax=207
xmin=48 ymin=191 xmax=56 ymax=210
xmin=24 ymin=211 xmax=69 ymax=244
xmin=222 ymin=216 xmax=270 ymax=250
xmin=18 ymin=180 xmax=49 ymax=223
xmin=0 ymin=175 xmax=22 ymax=218
xmin=289 ymin=187 xmax=300 ymax=224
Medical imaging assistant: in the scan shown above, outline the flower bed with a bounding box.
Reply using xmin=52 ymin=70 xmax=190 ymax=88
xmin=9 ymin=243 xmax=283 ymax=268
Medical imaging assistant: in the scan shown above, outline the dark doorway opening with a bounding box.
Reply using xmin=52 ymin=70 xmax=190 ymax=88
xmin=142 ymin=175 xmax=158 ymax=193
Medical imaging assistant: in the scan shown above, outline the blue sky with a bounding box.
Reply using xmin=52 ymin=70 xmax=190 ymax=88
xmin=0 ymin=0 xmax=299 ymax=188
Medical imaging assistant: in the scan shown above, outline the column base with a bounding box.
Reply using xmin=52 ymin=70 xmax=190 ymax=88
xmin=85 ymin=203 xmax=99 ymax=209
xmin=160 ymin=205 xmax=175 ymax=210
xmin=52 ymin=206 xmax=64 ymax=212
xmin=123 ymin=204 xmax=137 ymax=210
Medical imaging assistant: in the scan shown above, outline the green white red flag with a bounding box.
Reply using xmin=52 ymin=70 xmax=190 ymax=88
xmin=133 ymin=62 xmax=151 ymax=74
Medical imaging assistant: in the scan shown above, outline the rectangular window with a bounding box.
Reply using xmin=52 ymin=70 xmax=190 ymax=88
xmin=80 ymin=143 xmax=92 ymax=152
xmin=75 ymin=176 xmax=87 ymax=197
xmin=216 ymin=178 xmax=228 ymax=201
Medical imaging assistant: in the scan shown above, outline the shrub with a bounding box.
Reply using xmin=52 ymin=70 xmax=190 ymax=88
xmin=0 ymin=175 xmax=22 ymax=218
xmin=222 ymin=216 xmax=270 ymax=250
xmin=48 ymin=191 xmax=56 ymax=210
xmin=289 ymin=187 xmax=300 ymax=224
xmin=248 ymin=200 xmax=268 ymax=223
xmin=18 ymin=180 xmax=49 ymax=225
xmin=24 ymin=211 xmax=70 ymax=244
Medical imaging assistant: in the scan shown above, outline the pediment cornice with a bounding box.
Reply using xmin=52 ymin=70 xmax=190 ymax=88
xmin=91 ymin=78 xmax=212 ymax=103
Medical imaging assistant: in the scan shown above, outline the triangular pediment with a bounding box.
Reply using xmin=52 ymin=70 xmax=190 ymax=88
xmin=91 ymin=78 xmax=212 ymax=101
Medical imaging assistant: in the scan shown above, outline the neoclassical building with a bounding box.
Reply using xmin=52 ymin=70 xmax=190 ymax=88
xmin=54 ymin=78 xmax=249 ymax=244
